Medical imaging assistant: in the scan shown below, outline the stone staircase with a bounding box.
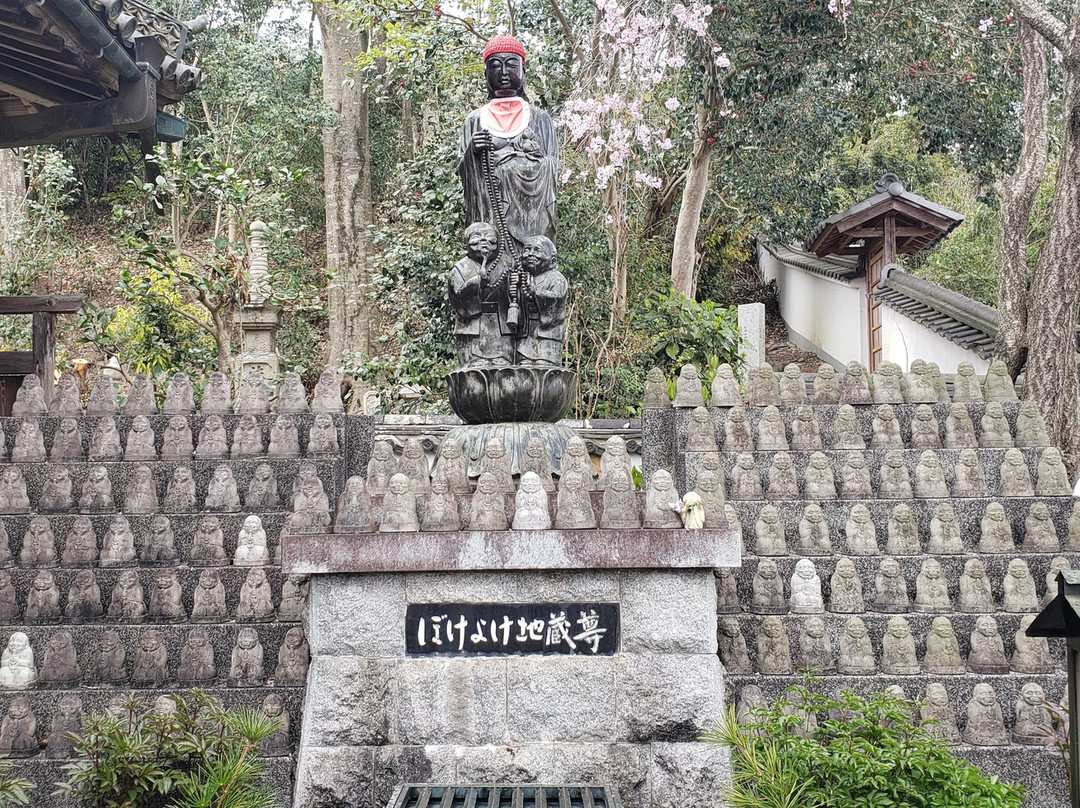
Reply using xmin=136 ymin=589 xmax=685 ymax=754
xmin=643 ymin=370 xmax=1074 ymax=807
xmin=0 ymin=371 xmax=372 ymax=806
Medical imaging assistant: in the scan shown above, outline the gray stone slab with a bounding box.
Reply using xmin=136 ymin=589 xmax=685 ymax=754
xmin=392 ymin=657 xmax=507 ymax=745
xmin=405 ymin=570 xmax=620 ymax=603
xmin=283 ymin=529 xmax=740 ymax=574
xmin=293 ymin=745 xmax=375 ymax=808
xmin=649 ymin=742 xmax=731 ymax=808
xmin=308 ymin=574 xmax=405 ymax=656
xmin=506 ymin=656 xmax=617 ymax=742
xmin=620 ymin=570 xmax=717 ymax=654
xmin=302 ymin=656 xmax=391 ymax=746
xmin=616 ymin=654 xmax=724 ymax=742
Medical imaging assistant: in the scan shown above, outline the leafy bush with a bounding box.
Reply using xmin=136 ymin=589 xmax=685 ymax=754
xmin=707 ymin=684 xmax=1026 ymax=808
xmin=633 ymin=292 xmax=742 ymax=378
xmin=56 ymin=691 xmax=280 ymax=808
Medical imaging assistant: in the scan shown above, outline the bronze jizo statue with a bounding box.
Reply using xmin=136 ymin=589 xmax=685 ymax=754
xmin=448 ymin=35 xmax=575 ymax=429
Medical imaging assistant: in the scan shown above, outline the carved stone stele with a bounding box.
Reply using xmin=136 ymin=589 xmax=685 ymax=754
xmin=178 ymin=628 xmax=216 ymax=684
xmin=968 ymin=615 xmax=1009 ymax=674
xmin=919 ymin=683 xmax=960 ymax=744
xmin=754 ymin=504 xmax=786 ymax=556
xmin=274 ymin=626 xmax=309 ymax=685
xmin=881 ymin=616 xmax=919 ymax=675
xmin=46 ymin=695 xmax=82 ymax=758
xmin=710 ymin=364 xmax=741 ymax=407
xmin=837 ymin=616 xmax=875 ymax=675
xmin=511 ymin=473 xmax=548 ymax=529
xmin=829 ymin=557 xmax=865 ymax=613
xmin=963 ymin=683 xmax=1009 ymax=745
xmin=234 ymin=515 xmax=271 ymax=566
xmin=192 ymin=569 xmax=228 ymax=622
xmin=312 ymin=369 xmax=344 ymax=413
xmin=750 ymin=559 xmax=786 ymax=615
xmin=237 ymin=568 xmax=275 ymax=622
xmin=229 ymin=627 xmax=265 ymax=686
xmin=797 ymin=616 xmax=834 ymax=673
xmin=789 ymin=559 xmax=824 ymax=614
xmin=0 ymin=696 xmax=36 ymax=755
xmin=0 ymin=632 xmax=36 ymax=687
xmin=755 ymin=616 xmax=792 ymax=675
xmin=717 ymin=617 xmax=752 ymax=674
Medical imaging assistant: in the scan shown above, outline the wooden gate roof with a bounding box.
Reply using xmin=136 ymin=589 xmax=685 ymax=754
xmin=807 ymin=173 xmax=964 ymax=258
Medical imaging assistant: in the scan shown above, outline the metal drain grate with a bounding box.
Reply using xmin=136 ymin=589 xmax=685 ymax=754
xmin=388 ymin=784 xmax=623 ymax=808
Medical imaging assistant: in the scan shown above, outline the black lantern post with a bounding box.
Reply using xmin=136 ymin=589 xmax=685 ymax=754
xmin=1027 ymin=568 xmax=1080 ymax=808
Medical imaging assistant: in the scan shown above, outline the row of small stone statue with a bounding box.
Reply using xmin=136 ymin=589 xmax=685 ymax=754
xmin=720 ymin=613 xmax=1053 ymax=681
xmin=0 ymin=461 xmax=327 ymax=518
xmin=734 ymin=681 xmax=1055 ymax=748
xmin=0 ymin=627 xmax=308 ymax=690
xmin=364 ymin=434 xmax=622 ymax=496
xmin=0 ymin=691 xmax=292 ymax=758
xmin=0 ymin=412 xmax=339 ymax=462
xmin=742 ymin=500 xmax=1074 ymax=556
xmin=0 ymin=512 xmax=278 ymax=568
xmin=653 ymin=358 xmax=1021 ymax=408
xmin=10 ymin=369 xmax=344 ymax=418
xmin=683 ymin=401 xmax=1050 ymax=453
xmin=740 ymin=556 xmax=1062 ymax=615
xmin=721 ymin=447 xmax=1071 ymax=500
xmin=0 ymin=567 xmax=307 ymax=625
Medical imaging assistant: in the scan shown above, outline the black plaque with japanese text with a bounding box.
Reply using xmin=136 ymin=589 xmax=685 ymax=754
xmin=405 ymin=602 xmax=619 ymax=657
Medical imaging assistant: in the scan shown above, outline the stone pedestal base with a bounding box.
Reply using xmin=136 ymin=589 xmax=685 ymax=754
xmin=291 ymin=566 xmax=732 ymax=808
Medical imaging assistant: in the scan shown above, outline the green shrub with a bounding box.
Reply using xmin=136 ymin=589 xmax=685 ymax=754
xmin=707 ymin=685 xmax=1026 ymax=808
xmin=56 ymin=691 xmax=280 ymax=808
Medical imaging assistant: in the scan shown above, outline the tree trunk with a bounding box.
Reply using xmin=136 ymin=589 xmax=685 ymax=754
xmin=1023 ymin=58 xmax=1080 ymax=474
xmin=670 ymin=105 xmax=713 ymax=298
xmin=994 ymin=21 xmax=1048 ymax=377
xmin=318 ymin=2 xmax=375 ymax=366
xmin=0 ymin=148 xmax=24 ymax=269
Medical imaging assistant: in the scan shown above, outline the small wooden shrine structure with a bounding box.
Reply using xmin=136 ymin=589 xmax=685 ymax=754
xmin=807 ymin=173 xmax=964 ymax=370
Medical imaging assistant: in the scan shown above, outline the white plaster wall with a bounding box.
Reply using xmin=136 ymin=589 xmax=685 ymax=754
xmin=879 ymin=307 xmax=990 ymax=373
xmin=759 ymin=248 xmax=868 ymax=367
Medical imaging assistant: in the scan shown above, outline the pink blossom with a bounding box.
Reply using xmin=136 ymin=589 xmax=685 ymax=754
xmin=714 ymin=52 xmax=731 ymax=69
xmin=634 ymin=171 xmax=662 ymax=189
xmin=658 ymin=137 xmax=673 ymax=150
xmin=665 ymin=97 xmax=680 ymax=111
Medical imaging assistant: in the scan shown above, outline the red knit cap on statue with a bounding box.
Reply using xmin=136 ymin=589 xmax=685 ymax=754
xmin=483 ymin=35 xmax=526 ymax=64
